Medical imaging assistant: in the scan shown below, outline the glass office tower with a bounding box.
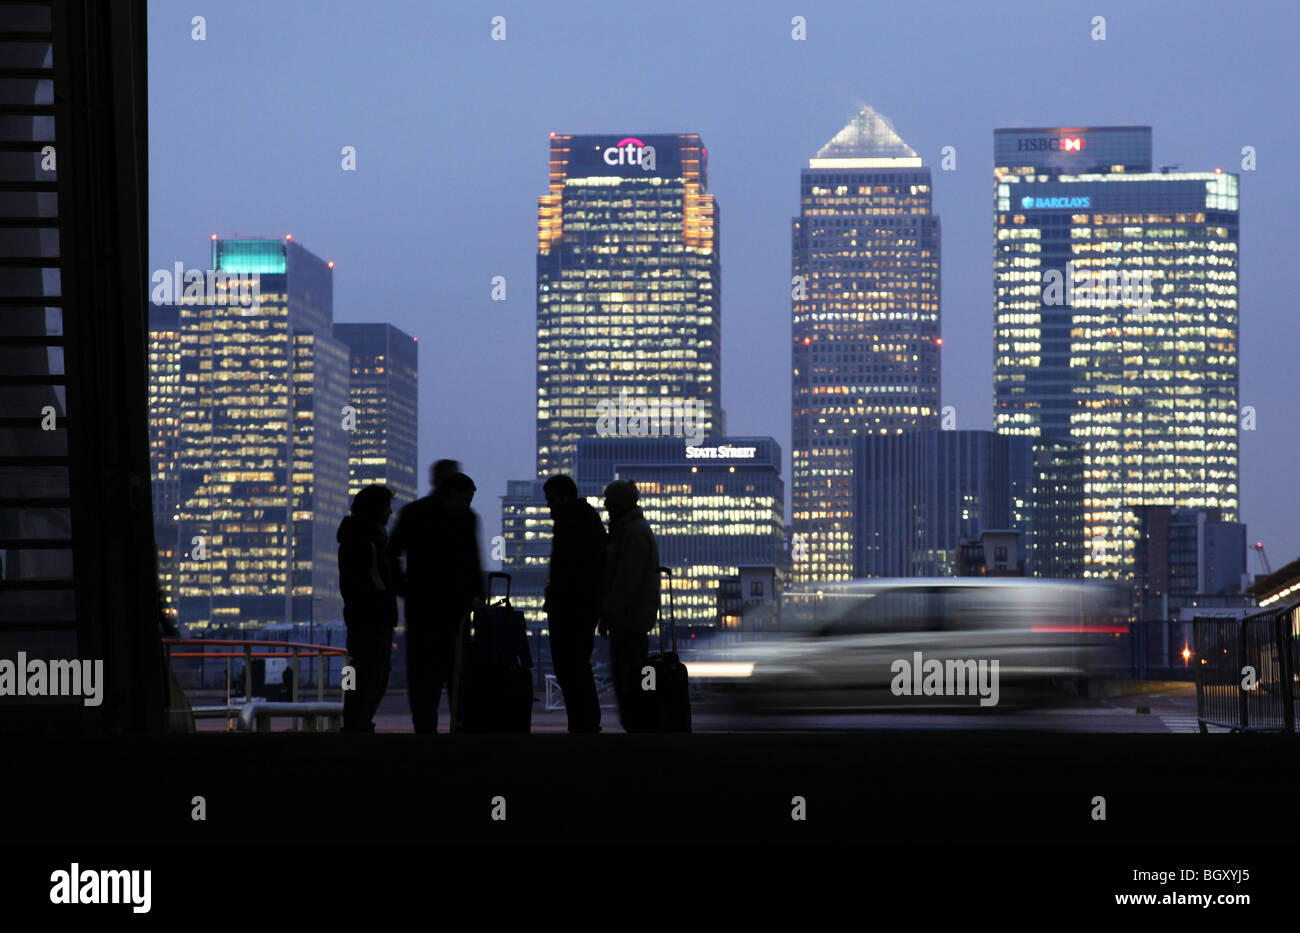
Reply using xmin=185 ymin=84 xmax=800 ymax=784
xmin=148 ymin=303 xmax=183 ymax=624
xmin=333 ymin=322 xmax=419 ymax=509
xmin=852 ymin=431 xmax=1031 ymax=578
xmin=791 ymin=106 xmax=941 ymax=583
xmin=993 ymin=127 xmax=1239 ymax=580
xmin=174 ymin=237 xmax=350 ymax=630
xmin=536 ymin=133 xmax=720 ymax=477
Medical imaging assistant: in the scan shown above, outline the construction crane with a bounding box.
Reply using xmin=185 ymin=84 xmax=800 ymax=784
xmin=1254 ymin=541 xmax=1272 ymax=576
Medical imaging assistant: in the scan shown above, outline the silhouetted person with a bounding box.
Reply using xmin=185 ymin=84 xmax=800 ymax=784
xmin=431 ymin=459 xmax=459 ymax=491
xmin=280 ymin=663 xmax=295 ymax=702
xmin=337 ymin=484 xmax=398 ymax=732
xmin=388 ymin=470 xmax=485 ymax=733
xmin=598 ymin=480 xmax=659 ymax=733
xmin=543 ymin=474 xmax=606 ymax=733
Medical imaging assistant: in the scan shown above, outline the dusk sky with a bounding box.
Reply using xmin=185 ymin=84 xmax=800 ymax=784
xmin=147 ymin=0 xmax=1299 ymax=565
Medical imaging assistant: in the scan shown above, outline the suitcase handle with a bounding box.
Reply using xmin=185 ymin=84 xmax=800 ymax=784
xmin=658 ymin=566 xmax=676 ymax=654
xmin=487 ymin=571 xmax=511 ymax=604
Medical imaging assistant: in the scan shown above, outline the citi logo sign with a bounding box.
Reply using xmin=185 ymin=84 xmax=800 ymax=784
xmin=1016 ymin=136 xmax=1084 ymax=152
xmin=603 ymin=137 xmax=657 ymax=171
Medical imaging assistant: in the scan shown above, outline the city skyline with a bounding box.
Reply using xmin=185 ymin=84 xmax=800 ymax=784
xmin=145 ymin=0 xmax=1299 ymax=570
xmin=7 ymin=3 xmax=1300 ymax=899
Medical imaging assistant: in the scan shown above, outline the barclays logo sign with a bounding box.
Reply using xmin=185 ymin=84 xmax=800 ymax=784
xmin=1021 ymin=195 xmax=1091 ymax=209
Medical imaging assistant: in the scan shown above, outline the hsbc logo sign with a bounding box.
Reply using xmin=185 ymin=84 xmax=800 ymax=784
xmin=1016 ymin=136 xmax=1085 ymax=152
xmin=603 ymin=137 xmax=657 ymax=171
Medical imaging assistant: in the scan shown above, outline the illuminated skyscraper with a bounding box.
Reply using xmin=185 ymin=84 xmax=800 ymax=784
xmin=147 ymin=303 xmax=183 ymax=623
xmin=536 ymin=133 xmax=720 ymax=477
xmin=993 ymin=127 xmax=1239 ymax=580
xmin=333 ymin=322 xmax=419 ymax=509
xmin=174 ymin=237 xmax=350 ymax=630
xmin=791 ymin=106 xmax=941 ymax=583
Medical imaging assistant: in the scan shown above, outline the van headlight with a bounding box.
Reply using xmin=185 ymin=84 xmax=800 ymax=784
xmin=683 ymin=662 xmax=754 ymax=678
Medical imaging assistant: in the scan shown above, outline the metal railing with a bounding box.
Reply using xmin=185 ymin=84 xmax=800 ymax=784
xmin=163 ymin=638 xmax=350 ymax=731
xmin=1194 ymin=603 xmax=1298 ymax=733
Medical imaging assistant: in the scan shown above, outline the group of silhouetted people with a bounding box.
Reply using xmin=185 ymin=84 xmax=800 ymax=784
xmin=545 ymin=475 xmax=664 ymax=732
xmin=336 ymin=459 xmax=661 ymax=734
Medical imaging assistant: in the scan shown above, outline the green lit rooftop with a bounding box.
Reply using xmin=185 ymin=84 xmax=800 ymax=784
xmin=213 ymin=238 xmax=287 ymax=274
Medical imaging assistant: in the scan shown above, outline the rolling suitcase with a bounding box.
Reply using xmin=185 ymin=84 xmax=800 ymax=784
xmin=641 ymin=566 xmax=692 ymax=732
xmin=452 ymin=572 xmax=533 ymax=733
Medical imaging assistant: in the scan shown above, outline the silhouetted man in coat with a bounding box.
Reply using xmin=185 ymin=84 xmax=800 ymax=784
xmin=337 ymin=484 xmax=398 ymax=732
xmin=598 ymin=480 xmax=659 ymax=732
xmin=388 ymin=470 xmax=485 ymax=733
xmin=431 ymin=458 xmax=459 ymax=490
xmin=543 ymin=474 xmax=606 ymax=733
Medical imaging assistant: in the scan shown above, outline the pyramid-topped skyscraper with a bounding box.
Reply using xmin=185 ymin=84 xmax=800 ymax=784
xmin=790 ymin=106 xmax=941 ymax=582
xmin=810 ymin=105 xmax=921 ymax=165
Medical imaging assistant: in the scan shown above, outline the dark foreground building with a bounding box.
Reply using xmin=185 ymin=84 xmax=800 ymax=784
xmin=0 ymin=1 xmax=167 ymax=731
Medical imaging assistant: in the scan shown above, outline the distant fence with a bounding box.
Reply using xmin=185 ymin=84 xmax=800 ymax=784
xmin=1194 ymin=603 xmax=1298 ymax=733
